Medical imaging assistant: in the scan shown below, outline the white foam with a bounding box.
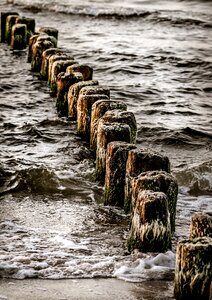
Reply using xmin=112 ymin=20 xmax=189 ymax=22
xmin=114 ymin=251 xmax=175 ymax=282
xmin=49 ymin=235 xmax=88 ymax=250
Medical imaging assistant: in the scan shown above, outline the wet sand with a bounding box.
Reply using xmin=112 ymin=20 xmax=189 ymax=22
xmin=0 ymin=278 xmax=174 ymax=300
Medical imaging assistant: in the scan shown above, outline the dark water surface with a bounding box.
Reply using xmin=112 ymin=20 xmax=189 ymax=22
xmin=0 ymin=0 xmax=212 ymax=298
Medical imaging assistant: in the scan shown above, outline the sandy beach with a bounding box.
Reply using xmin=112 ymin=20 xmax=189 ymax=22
xmin=0 ymin=278 xmax=174 ymax=300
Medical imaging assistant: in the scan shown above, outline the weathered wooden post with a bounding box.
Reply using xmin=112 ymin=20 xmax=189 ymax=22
xmin=38 ymin=27 xmax=58 ymax=43
xmin=124 ymin=148 xmax=170 ymax=214
xmin=96 ymin=121 xmax=131 ymax=183
xmin=49 ymin=59 xmax=76 ymax=94
xmin=131 ymin=170 xmax=178 ymax=233
xmin=100 ymin=110 xmax=137 ymax=143
xmin=174 ymin=237 xmax=212 ymax=300
xmin=127 ymin=190 xmax=172 ymax=252
xmin=40 ymin=48 xmax=64 ymax=80
xmin=104 ymin=141 xmax=136 ymax=207
xmin=190 ymin=212 xmax=212 ymax=239
xmin=67 ymin=80 xmax=99 ymax=120
xmin=10 ymin=24 xmax=27 ymax=50
xmin=5 ymin=14 xmax=19 ymax=44
xmin=1 ymin=12 xmax=19 ymax=42
xmin=77 ymin=94 xmax=109 ymax=139
xmin=66 ymin=64 xmax=93 ymax=81
xmin=90 ymin=100 xmax=127 ymax=153
xmin=15 ymin=16 xmax=35 ymax=43
xmin=48 ymin=54 xmax=72 ymax=85
xmin=56 ymin=71 xmax=83 ymax=116
xmin=28 ymin=33 xmax=39 ymax=63
xmin=31 ymin=35 xmax=57 ymax=72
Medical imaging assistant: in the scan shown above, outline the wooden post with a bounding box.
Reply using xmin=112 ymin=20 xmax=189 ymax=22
xmin=127 ymin=190 xmax=171 ymax=252
xmin=77 ymin=94 xmax=109 ymax=139
xmin=190 ymin=212 xmax=212 ymax=239
xmin=1 ymin=12 xmax=19 ymax=42
xmin=10 ymin=24 xmax=27 ymax=50
xmin=56 ymin=71 xmax=83 ymax=116
xmin=90 ymin=100 xmax=127 ymax=153
xmin=99 ymin=109 xmax=137 ymax=143
xmin=38 ymin=27 xmax=58 ymax=43
xmin=66 ymin=64 xmax=93 ymax=81
xmin=31 ymin=36 xmax=57 ymax=72
xmin=124 ymin=148 xmax=170 ymax=214
xmin=96 ymin=121 xmax=131 ymax=183
xmin=15 ymin=16 xmax=35 ymax=43
xmin=174 ymin=237 xmax=212 ymax=300
xmin=104 ymin=141 xmax=136 ymax=207
xmin=5 ymin=14 xmax=19 ymax=44
xmin=130 ymin=171 xmax=178 ymax=233
xmin=40 ymin=48 xmax=64 ymax=80
xmin=67 ymin=80 xmax=99 ymax=120
xmin=28 ymin=34 xmax=40 ymax=63
xmin=49 ymin=59 xmax=76 ymax=95
xmin=48 ymin=54 xmax=73 ymax=85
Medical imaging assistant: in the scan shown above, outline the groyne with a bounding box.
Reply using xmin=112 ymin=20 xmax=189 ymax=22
xmin=1 ymin=11 xmax=211 ymax=299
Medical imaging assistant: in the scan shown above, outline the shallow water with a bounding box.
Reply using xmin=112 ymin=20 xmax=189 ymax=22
xmin=0 ymin=0 xmax=212 ymax=297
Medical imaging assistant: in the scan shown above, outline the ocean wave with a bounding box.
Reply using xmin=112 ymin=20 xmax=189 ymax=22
xmin=174 ymin=160 xmax=212 ymax=195
xmin=10 ymin=1 xmax=212 ymax=27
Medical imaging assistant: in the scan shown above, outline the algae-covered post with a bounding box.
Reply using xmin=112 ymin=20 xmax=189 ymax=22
xmin=124 ymin=148 xmax=170 ymax=214
xmin=77 ymin=94 xmax=109 ymax=140
xmin=66 ymin=64 xmax=93 ymax=81
xmin=190 ymin=212 xmax=212 ymax=239
xmin=174 ymin=237 xmax=212 ymax=300
xmin=40 ymin=48 xmax=64 ymax=80
xmin=15 ymin=16 xmax=35 ymax=43
xmin=90 ymin=100 xmax=127 ymax=153
xmin=127 ymin=190 xmax=172 ymax=252
xmin=10 ymin=24 xmax=27 ymax=50
xmin=5 ymin=14 xmax=19 ymax=44
xmin=38 ymin=27 xmax=59 ymax=43
xmin=31 ymin=35 xmax=58 ymax=72
xmin=130 ymin=171 xmax=178 ymax=233
xmin=67 ymin=80 xmax=99 ymax=120
xmin=49 ymin=59 xmax=76 ymax=94
xmin=48 ymin=54 xmax=73 ymax=86
xmin=56 ymin=71 xmax=83 ymax=116
xmin=104 ymin=141 xmax=136 ymax=207
xmin=1 ymin=12 xmax=19 ymax=43
xmin=96 ymin=121 xmax=131 ymax=183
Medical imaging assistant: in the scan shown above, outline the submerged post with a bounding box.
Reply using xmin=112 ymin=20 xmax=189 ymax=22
xmin=104 ymin=141 xmax=136 ymax=207
xmin=127 ymin=190 xmax=172 ymax=252
xmin=174 ymin=237 xmax=212 ymax=300
xmin=90 ymin=100 xmax=127 ymax=153
xmin=10 ymin=24 xmax=27 ymax=50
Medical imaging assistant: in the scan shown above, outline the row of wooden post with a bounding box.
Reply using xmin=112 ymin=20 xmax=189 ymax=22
xmin=1 ymin=11 xmax=211 ymax=300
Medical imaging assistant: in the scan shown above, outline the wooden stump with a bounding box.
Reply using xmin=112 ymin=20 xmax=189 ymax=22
xmin=38 ymin=27 xmax=58 ymax=42
xmin=15 ymin=16 xmax=35 ymax=43
xmin=90 ymin=100 xmax=127 ymax=153
xmin=67 ymin=80 xmax=99 ymax=120
xmin=174 ymin=237 xmax=212 ymax=300
xmin=31 ymin=36 xmax=57 ymax=72
xmin=1 ymin=12 xmax=19 ymax=43
xmin=28 ymin=34 xmax=40 ymax=63
xmin=48 ymin=54 xmax=72 ymax=85
xmin=10 ymin=24 xmax=27 ymax=50
xmin=130 ymin=171 xmax=178 ymax=233
xmin=66 ymin=64 xmax=93 ymax=81
xmin=96 ymin=121 xmax=131 ymax=183
xmin=124 ymin=148 xmax=170 ymax=214
xmin=49 ymin=59 xmax=76 ymax=94
xmin=56 ymin=71 xmax=83 ymax=116
xmin=100 ymin=109 xmax=137 ymax=143
xmin=104 ymin=141 xmax=136 ymax=207
xmin=77 ymin=94 xmax=109 ymax=139
xmin=5 ymin=14 xmax=19 ymax=44
xmin=190 ymin=212 xmax=212 ymax=239
xmin=40 ymin=48 xmax=63 ymax=80
xmin=127 ymin=190 xmax=171 ymax=252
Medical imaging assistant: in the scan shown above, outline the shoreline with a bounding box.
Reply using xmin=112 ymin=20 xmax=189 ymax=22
xmin=0 ymin=278 xmax=174 ymax=300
